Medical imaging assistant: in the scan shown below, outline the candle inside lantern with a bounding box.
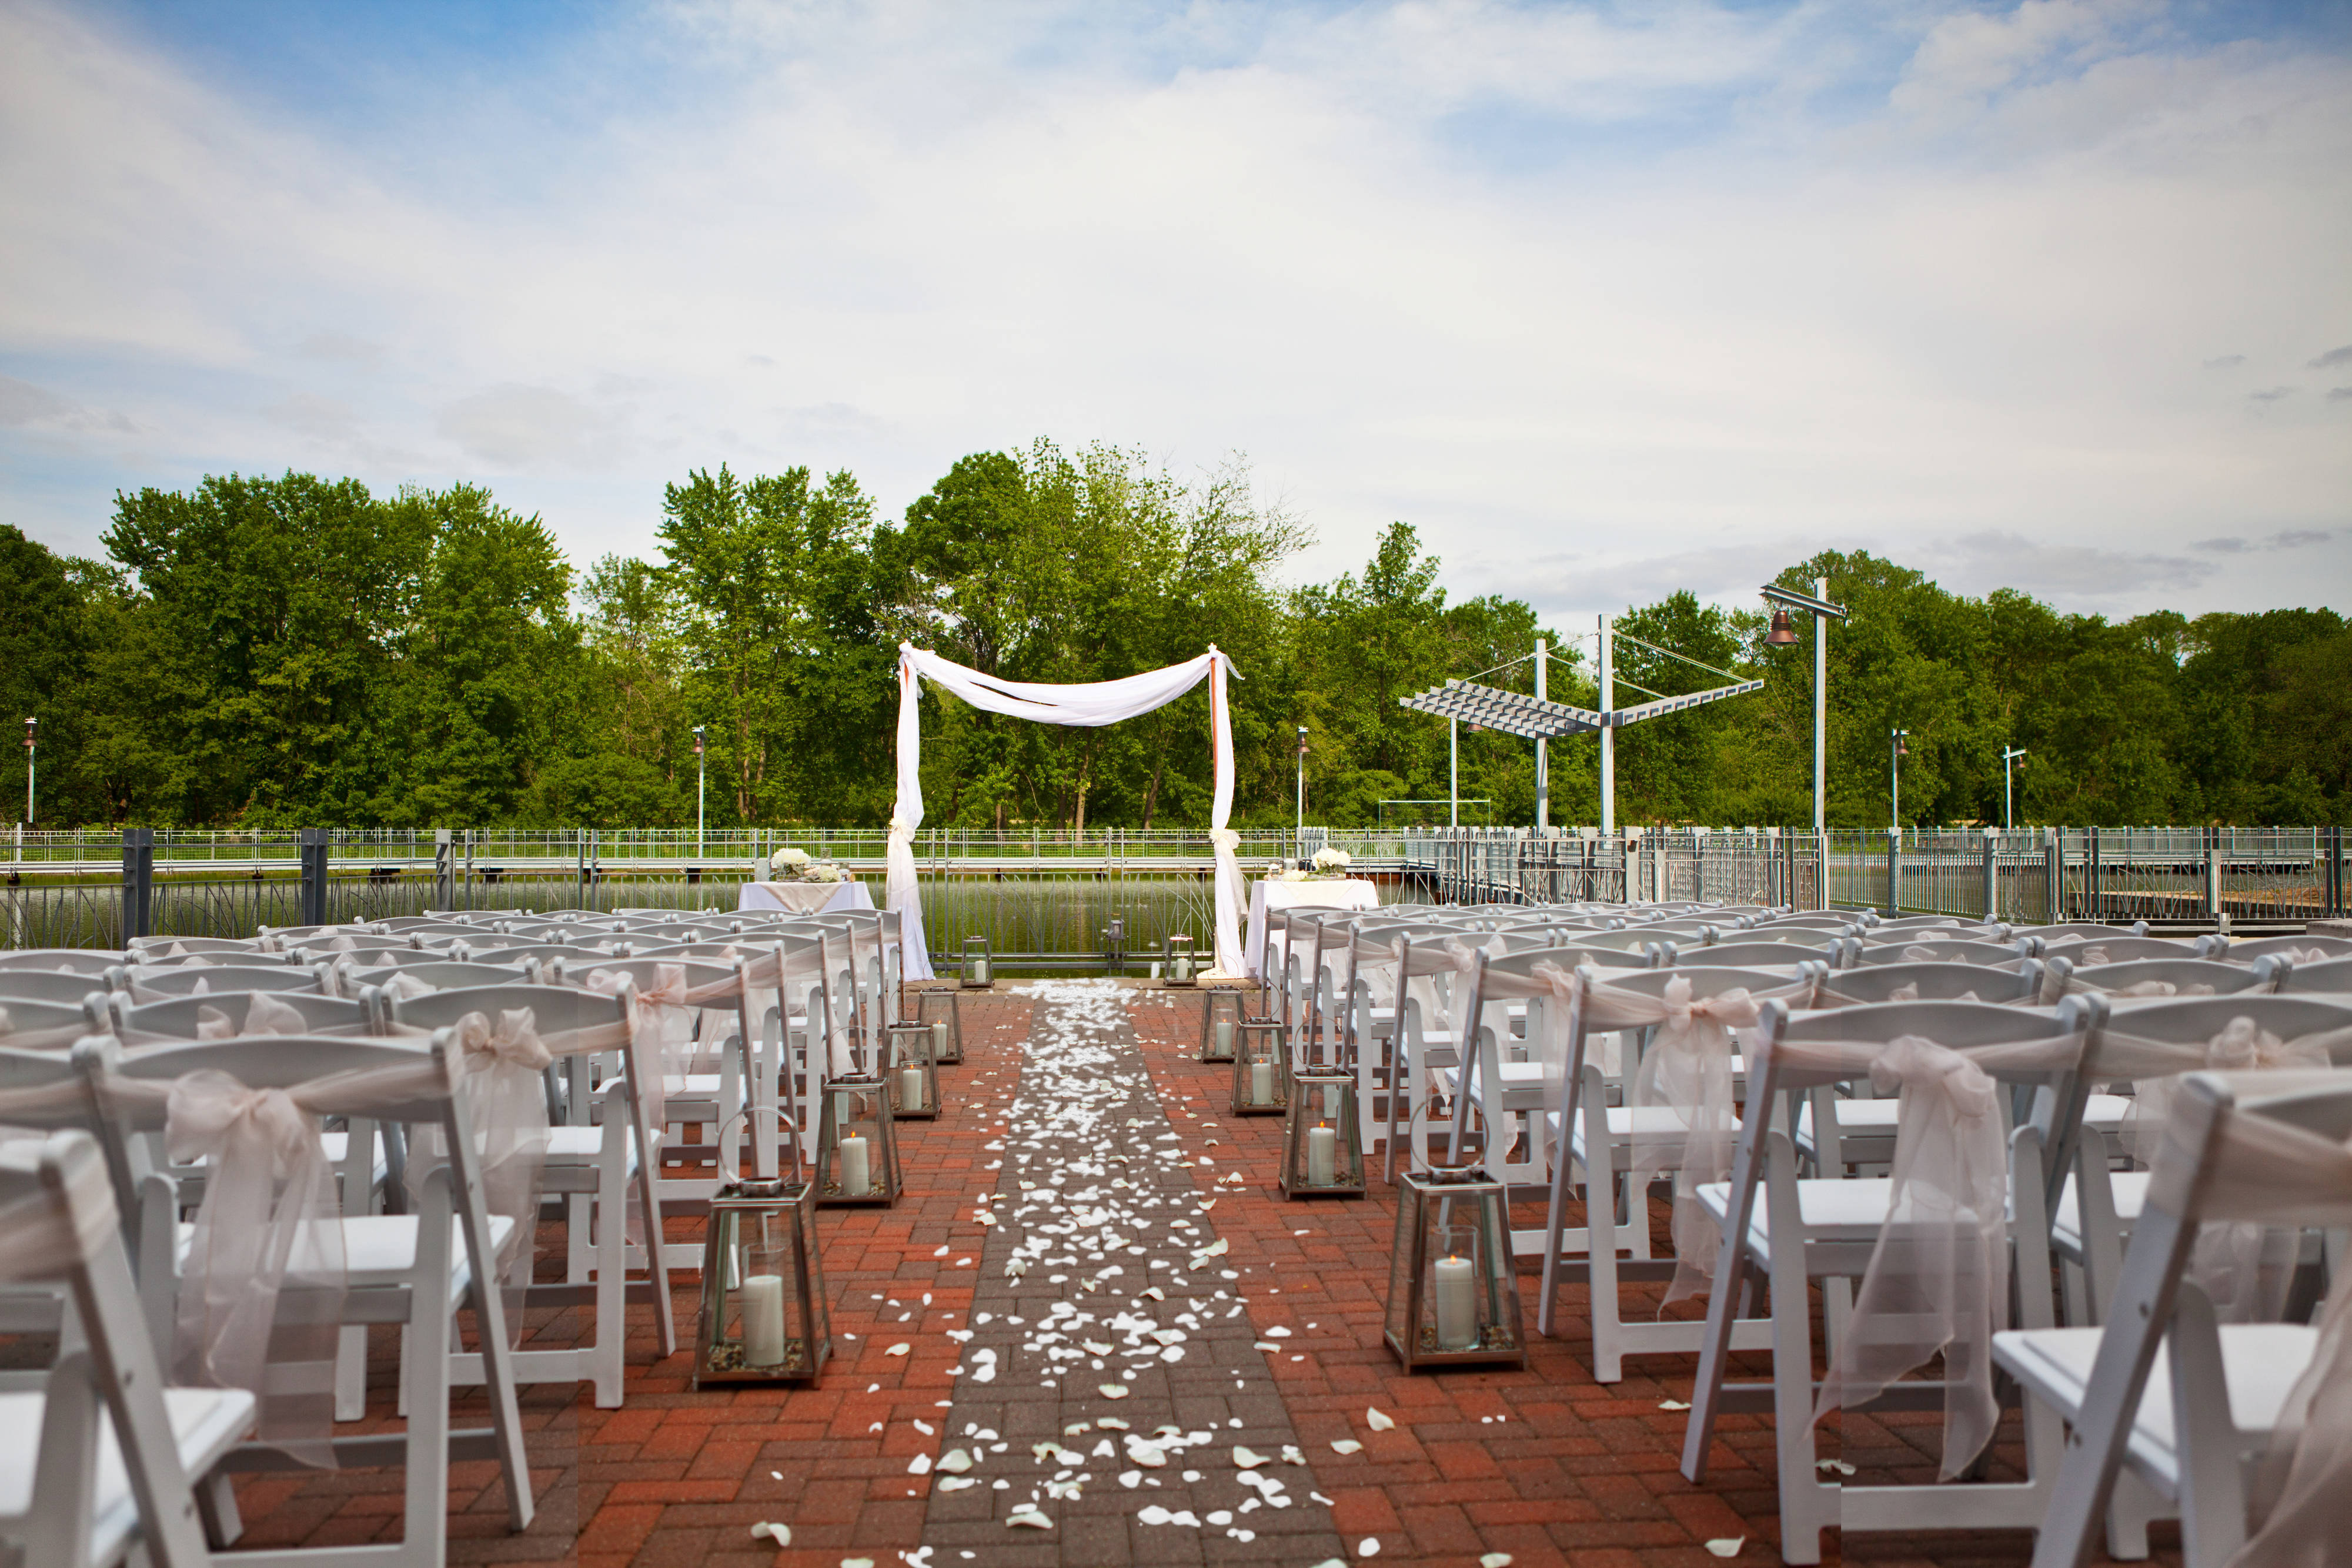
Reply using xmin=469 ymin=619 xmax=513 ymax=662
xmin=841 ymin=1133 xmax=871 ymax=1196
xmin=931 ymin=1019 xmax=948 ymax=1058
xmin=1306 ymin=1122 xmax=1337 ymax=1186
xmin=1434 ymin=1255 xmax=1478 ymax=1350
xmin=900 ymin=1065 xmax=924 ymax=1112
xmin=740 ymin=1273 xmax=787 ymax=1366
xmin=1251 ymin=1059 xmax=1274 ymax=1105
xmin=1214 ymin=1018 xmax=1235 ymax=1057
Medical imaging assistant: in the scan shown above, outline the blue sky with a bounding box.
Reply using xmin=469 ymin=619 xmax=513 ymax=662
xmin=4 ymin=0 xmax=2348 ymax=620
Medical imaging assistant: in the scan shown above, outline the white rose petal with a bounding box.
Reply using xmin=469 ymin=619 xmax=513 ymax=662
xmin=884 ymin=1342 xmax=911 ymax=1356
xmin=1358 ymin=1538 xmax=1382 ymax=1557
xmin=1365 ymin=1407 xmax=1395 ymax=1431
xmin=1481 ymin=1556 xmax=1514 ymax=1567
xmin=1330 ymin=1439 xmax=1363 ymax=1455
xmin=1706 ymin=1540 xmax=1745 ymax=1559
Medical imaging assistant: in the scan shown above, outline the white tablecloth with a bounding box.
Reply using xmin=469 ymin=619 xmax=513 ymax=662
xmin=1246 ymin=878 xmax=1382 ymax=977
xmin=737 ymin=880 xmax=876 ymax=915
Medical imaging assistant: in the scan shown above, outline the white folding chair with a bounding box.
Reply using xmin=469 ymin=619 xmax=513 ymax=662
xmin=1538 ymin=964 xmax=1814 ymax=1380
xmin=81 ymin=1029 xmax=537 ymax=1567
xmin=0 ymin=1131 xmax=253 ymax=1568
xmin=1818 ymin=959 xmax=2044 ymax=1006
xmin=2050 ymin=994 xmax=2352 ymax=1329
xmin=1997 ymin=1068 xmax=2352 ymax=1568
xmin=1678 ymin=997 xmax=2095 ymax=1563
xmin=387 ymin=980 xmax=676 ymax=1405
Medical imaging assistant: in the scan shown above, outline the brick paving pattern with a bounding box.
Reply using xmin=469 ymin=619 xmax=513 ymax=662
xmin=209 ymin=981 xmax=2180 ymax=1567
xmin=922 ymin=977 xmax=1345 ymax=1566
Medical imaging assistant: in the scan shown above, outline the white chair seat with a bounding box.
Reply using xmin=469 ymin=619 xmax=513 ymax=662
xmin=1698 ymin=1177 xmax=1897 ymax=1247
xmin=317 ymin=1129 xmax=388 ymax=1185
xmin=1556 ymin=1105 xmax=1698 ymax=1167
xmin=0 ymin=1386 xmax=255 ymax=1567
xmin=543 ymin=1124 xmax=639 ymax=1172
xmin=179 ymin=1215 xmax=514 ymax=1291
xmin=1993 ymin=1323 xmax=2317 ymax=1492
xmin=2053 ymin=1171 xmax=2153 ymax=1249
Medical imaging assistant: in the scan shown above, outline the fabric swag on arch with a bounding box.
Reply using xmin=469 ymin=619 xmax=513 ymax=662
xmin=886 ymin=642 xmax=1245 ymax=981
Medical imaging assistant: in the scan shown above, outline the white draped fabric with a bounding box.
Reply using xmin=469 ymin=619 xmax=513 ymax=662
xmin=886 ymin=642 xmax=1245 ymax=980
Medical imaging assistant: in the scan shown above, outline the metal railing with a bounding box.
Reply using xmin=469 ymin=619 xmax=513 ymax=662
xmin=6 ymin=823 xmax=2342 ymax=952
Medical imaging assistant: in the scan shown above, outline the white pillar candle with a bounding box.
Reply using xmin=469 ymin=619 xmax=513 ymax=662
xmin=1306 ymin=1124 xmax=1337 ymax=1186
xmin=740 ymin=1273 xmax=788 ymax=1366
xmin=841 ymin=1133 xmax=871 ymax=1196
xmin=1434 ymin=1255 xmax=1478 ymax=1350
xmin=900 ymin=1065 xmax=924 ymax=1112
xmin=931 ymin=1019 xmax=948 ymax=1058
xmin=1213 ymin=1018 xmax=1235 ymax=1057
xmin=1251 ymin=1061 xmax=1274 ymax=1105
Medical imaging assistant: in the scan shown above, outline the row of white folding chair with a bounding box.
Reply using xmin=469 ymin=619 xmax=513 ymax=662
xmin=0 ymin=1129 xmax=250 ymax=1568
xmin=1676 ymin=996 xmax=2099 ymax=1563
xmin=1994 ymin=1066 xmax=2352 ymax=1568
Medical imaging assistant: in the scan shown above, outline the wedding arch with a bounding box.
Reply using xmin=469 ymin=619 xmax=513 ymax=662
xmin=886 ymin=642 xmax=1245 ymax=981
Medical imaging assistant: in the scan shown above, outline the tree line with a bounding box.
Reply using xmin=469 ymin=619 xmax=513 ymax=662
xmin=3 ymin=442 xmax=2344 ymax=831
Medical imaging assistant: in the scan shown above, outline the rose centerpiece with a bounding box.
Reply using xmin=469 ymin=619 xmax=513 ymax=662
xmin=769 ymin=847 xmax=851 ymax=884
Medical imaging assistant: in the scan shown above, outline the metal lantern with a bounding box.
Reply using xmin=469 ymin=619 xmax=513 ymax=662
xmin=1164 ymin=934 xmax=1198 ymax=987
xmin=1198 ymin=988 xmax=1244 ymax=1063
xmin=1231 ymin=1017 xmax=1288 ymax=1116
xmin=961 ymin=936 xmax=994 ymax=988
xmin=814 ymin=1074 xmax=901 ymax=1206
xmin=1279 ymin=1068 xmax=1364 ymax=1198
xmin=694 ymin=1112 xmax=830 ymax=1386
xmin=1384 ymin=1159 xmax=1526 ymax=1369
xmin=884 ymin=1020 xmax=940 ymax=1120
xmin=914 ymin=987 xmax=963 ymax=1065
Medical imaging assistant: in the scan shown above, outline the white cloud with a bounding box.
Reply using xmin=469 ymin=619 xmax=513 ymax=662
xmin=0 ymin=0 xmax=2346 ymax=619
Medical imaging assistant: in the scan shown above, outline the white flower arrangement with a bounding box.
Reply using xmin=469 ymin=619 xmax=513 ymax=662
xmin=768 ymin=846 xmax=849 ymax=883
xmin=1311 ymin=846 xmax=1352 ymax=872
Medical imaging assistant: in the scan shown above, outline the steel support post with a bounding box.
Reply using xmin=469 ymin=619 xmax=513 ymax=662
xmin=120 ymin=827 xmax=155 ymax=942
xmin=1884 ymin=827 xmax=1900 ymax=917
xmin=299 ymin=828 xmax=330 ymax=928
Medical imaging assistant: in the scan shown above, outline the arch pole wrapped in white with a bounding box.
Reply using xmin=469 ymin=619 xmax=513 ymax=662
xmin=886 ymin=642 xmax=1246 ymax=982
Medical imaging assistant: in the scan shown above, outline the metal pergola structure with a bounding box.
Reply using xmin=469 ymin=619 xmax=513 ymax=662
xmin=1400 ymin=670 xmax=1765 ymax=828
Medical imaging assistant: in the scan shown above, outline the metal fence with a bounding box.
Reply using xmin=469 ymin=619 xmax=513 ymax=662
xmin=7 ymin=823 xmax=2343 ymax=953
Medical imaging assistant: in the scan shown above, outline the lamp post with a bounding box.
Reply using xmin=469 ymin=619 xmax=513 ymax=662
xmin=1294 ymin=726 xmax=1308 ymax=855
xmin=2002 ymin=746 xmax=2028 ymax=831
xmin=693 ymin=726 xmax=707 ymax=860
xmin=1761 ymin=580 xmax=1849 ymax=835
xmin=21 ymin=717 xmax=34 ymax=828
xmin=1889 ymin=728 xmax=1909 ymax=830
xmin=1532 ymin=636 xmax=1548 ymax=831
